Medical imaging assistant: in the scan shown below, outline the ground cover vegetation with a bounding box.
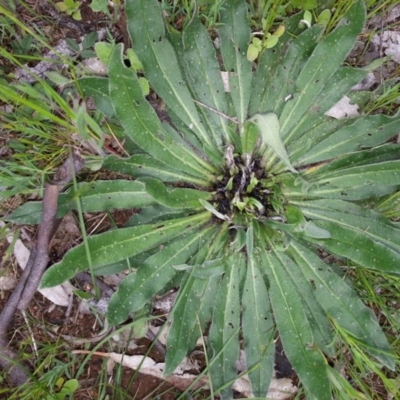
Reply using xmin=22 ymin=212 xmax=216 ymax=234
xmin=1 ymin=0 xmax=400 ymax=398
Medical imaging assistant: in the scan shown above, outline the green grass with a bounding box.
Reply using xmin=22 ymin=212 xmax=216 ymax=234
xmin=1 ymin=0 xmax=400 ymax=398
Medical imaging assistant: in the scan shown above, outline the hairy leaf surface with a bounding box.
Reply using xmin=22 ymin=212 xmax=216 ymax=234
xmin=262 ymin=247 xmax=331 ymax=399
xmin=208 ymin=254 xmax=243 ymax=398
xmin=5 ymin=180 xmax=155 ymax=224
xmin=219 ymin=0 xmax=252 ymax=124
xmin=242 ymin=254 xmax=275 ymax=397
xmin=126 ymin=0 xmax=214 ymax=150
xmin=40 ymin=212 xmax=210 ymax=288
xmin=289 ymin=241 xmax=395 ymax=370
xmin=108 ymin=44 xmax=215 ymax=182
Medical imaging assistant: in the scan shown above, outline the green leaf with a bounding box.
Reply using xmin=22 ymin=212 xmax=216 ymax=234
xmin=126 ymin=48 xmax=144 ymax=71
xmin=248 ymin=113 xmax=296 ymax=172
xmin=55 ymin=2 xmax=68 ymax=12
xmin=103 ymin=154 xmax=205 ymax=184
xmin=108 ymin=228 xmax=214 ymax=325
xmin=241 ymin=121 xmax=260 ymax=157
xmin=40 ymin=212 xmax=210 ymax=288
xmin=174 ymin=257 xmax=227 ymax=279
xmin=90 ymin=0 xmax=110 ymax=14
xmin=317 ymin=9 xmax=331 ymax=26
xmin=126 ymin=205 xmax=188 ymax=226
xmin=178 ymin=18 xmax=232 ymax=146
xmin=5 ymin=180 xmax=155 ymax=224
xmin=138 ymin=76 xmax=149 ymax=96
xmin=59 ymin=378 xmax=79 ymax=393
xmin=286 ymin=66 xmax=368 ymax=144
xmin=78 ymin=77 xmax=114 ymax=118
xmin=94 ymin=42 xmax=114 ymax=65
xmin=267 ymin=241 xmax=334 ymax=356
xmin=246 ymin=223 xmax=254 ymax=255
xmin=164 ymin=274 xmax=211 ymax=375
xmin=298 ymin=113 xmax=400 ymax=164
xmin=249 ymin=14 xmax=318 ymax=116
xmin=289 ymin=241 xmax=395 ymax=370
xmin=209 ymin=254 xmax=244 ymax=398
xmin=125 ymin=0 xmax=214 ymax=150
xmin=72 ymin=10 xmax=82 ymax=21
xmin=46 ymin=71 xmax=73 ymax=86
xmin=304 ymin=221 xmax=331 ymax=239
xmin=291 ymin=0 xmax=317 ymax=10
xmin=311 ymin=160 xmax=400 ymax=192
xmin=82 ymin=31 xmax=98 ymax=49
xmin=264 ymin=35 xmax=279 ymax=49
xmin=199 ymin=199 xmax=231 ymax=221
xmin=281 ymin=0 xmax=366 ymax=143
xmin=297 ymin=199 xmax=400 ymax=274
xmin=302 ymin=10 xmax=313 ymax=24
xmin=261 ymin=246 xmax=331 ymax=399
xmin=139 ymin=177 xmax=211 ymax=209
xmin=306 ymin=144 xmax=400 ymax=176
xmin=242 ymin=254 xmax=274 ymax=397
xmin=219 ymin=0 xmax=252 ymax=124
xmin=247 ymin=43 xmax=259 ymax=62
xmin=108 ymin=44 xmax=215 ymax=182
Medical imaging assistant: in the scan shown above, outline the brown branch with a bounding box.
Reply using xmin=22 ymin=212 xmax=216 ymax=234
xmin=0 ymin=151 xmax=84 ymax=386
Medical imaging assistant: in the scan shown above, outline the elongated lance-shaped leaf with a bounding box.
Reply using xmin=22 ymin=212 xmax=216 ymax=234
xmin=219 ymin=0 xmax=252 ymax=124
xmin=280 ymin=0 xmax=365 ymax=142
xmin=242 ymin=253 xmax=275 ymax=397
xmin=260 ymin=243 xmax=331 ymax=399
xmin=294 ymin=199 xmax=400 ymax=274
xmin=297 ymin=199 xmax=400 ymax=252
xmin=241 ymin=121 xmax=260 ymax=158
xmin=298 ymin=183 xmax=400 ymax=202
xmin=248 ymin=13 xmax=301 ymax=116
xmin=125 ymin=0 xmax=214 ymax=151
xmin=139 ymin=177 xmax=211 ymax=209
xmin=5 ymin=180 xmax=156 ymax=225
xmin=294 ymin=148 xmax=400 ymax=200
xmin=269 ymin=243 xmax=334 ymax=356
xmin=248 ymin=113 xmax=296 ymax=173
xmin=108 ymin=44 xmax=215 ymax=182
xmin=308 ymin=160 xmax=400 ymax=196
xmin=287 ymin=66 xmax=368 ymax=150
xmin=40 ymin=212 xmax=211 ymax=288
xmin=164 ymin=229 xmax=228 ymax=374
xmin=288 ymin=241 xmax=395 ymax=370
xmin=126 ymin=205 xmax=189 ymax=227
xmin=288 ymin=117 xmax=349 ymax=163
xmin=208 ymin=253 xmax=244 ymax=399
xmin=306 ymin=144 xmax=400 ymax=177
xmin=108 ymin=227 xmax=215 ymax=325
xmin=103 ymin=154 xmax=208 ymax=185
xmin=164 ymin=274 xmax=210 ymax=375
xmin=176 ymin=18 xmax=232 ymax=146
xmin=298 ymin=112 xmax=400 ymax=164
xmin=78 ymin=77 xmax=115 ymax=118
xmin=250 ymin=23 xmax=324 ymax=117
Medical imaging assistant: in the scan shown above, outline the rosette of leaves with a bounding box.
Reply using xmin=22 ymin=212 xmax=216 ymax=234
xmin=22 ymin=0 xmax=400 ymax=397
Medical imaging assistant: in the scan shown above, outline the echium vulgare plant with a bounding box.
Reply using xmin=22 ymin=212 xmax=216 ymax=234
xmin=28 ymin=0 xmax=400 ymax=397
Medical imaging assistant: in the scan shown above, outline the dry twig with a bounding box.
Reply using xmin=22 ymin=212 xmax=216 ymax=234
xmin=0 ymin=151 xmax=84 ymax=386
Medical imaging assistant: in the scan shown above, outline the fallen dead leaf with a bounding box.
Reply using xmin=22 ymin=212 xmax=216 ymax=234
xmin=325 ymin=95 xmax=360 ymax=119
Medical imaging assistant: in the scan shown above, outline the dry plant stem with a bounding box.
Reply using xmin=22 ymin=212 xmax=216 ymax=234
xmin=17 ymin=184 xmax=59 ymax=310
xmin=0 ymin=152 xmax=84 ymax=386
